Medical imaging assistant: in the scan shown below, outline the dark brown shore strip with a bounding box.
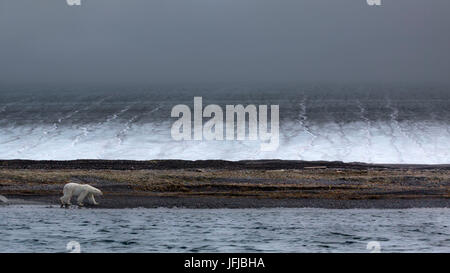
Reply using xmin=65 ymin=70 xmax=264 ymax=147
xmin=1 ymin=160 xmax=449 ymax=209
xmin=1 ymin=159 xmax=450 ymax=170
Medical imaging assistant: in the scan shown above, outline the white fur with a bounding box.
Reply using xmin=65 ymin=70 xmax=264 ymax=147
xmin=60 ymin=183 xmax=102 ymax=207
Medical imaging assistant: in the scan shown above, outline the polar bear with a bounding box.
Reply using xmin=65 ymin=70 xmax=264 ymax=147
xmin=60 ymin=183 xmax=103 ymax=207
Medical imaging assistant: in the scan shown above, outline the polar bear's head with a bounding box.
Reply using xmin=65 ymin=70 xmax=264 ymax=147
xmin=85 ymin=184 xmax=103 ymax=196
xmin=92 ymin=188 xmax=103 ymax=196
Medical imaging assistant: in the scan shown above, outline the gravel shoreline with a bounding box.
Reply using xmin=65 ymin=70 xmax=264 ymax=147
xmin=1 ymin=159 xmax=449 ymax=209
xmin=1 ymin=194 xmax=449 ymax=209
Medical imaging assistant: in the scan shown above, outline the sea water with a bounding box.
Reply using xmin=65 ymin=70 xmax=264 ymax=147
xmin=0 ymin=206 xmax=448 ymax=253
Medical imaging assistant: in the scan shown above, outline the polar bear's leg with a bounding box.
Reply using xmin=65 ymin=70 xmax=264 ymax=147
xmin=60 ymin=187 xmax=73 ymax=208
xmin=77 ymin=191 xmax=88 ymax=207
xmin=60 ymin=194 xmax=71 ymax=205
xmin=60 ymin=197 xmax=65 ymax=208
xmin=86 ymin=193 xmax=93 ymax=204
xmin=87 ymin=193 xmax=99 ymax=205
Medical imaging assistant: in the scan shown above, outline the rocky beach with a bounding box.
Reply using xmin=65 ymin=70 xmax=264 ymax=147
xmin=0 ymin=160 xmax=449 ymax=209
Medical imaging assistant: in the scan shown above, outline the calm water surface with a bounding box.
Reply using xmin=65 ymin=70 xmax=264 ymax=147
xmin=0 ymin=206 xmax=449 ymax=253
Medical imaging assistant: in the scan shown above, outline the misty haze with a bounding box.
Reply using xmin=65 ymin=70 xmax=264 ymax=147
xmin=1 ymin=0 xmax=449 ymax=84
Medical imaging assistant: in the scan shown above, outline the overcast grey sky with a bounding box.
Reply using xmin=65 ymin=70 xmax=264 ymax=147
xmin=0 ymin=0 xmax=449 ymax=84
